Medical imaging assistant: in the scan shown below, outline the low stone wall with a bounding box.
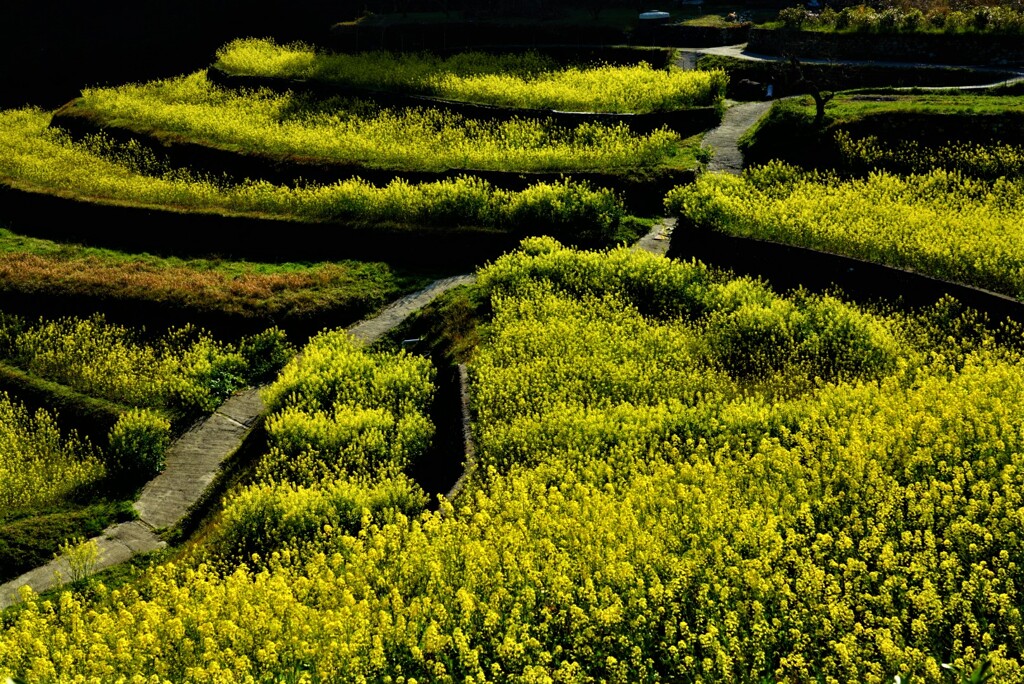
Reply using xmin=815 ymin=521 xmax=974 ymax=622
xmin=634 ymin=23 xmax=751 ymax=47
xmin=747 ymin=28 xmax=1024 ymax=66
xmin=668 ymin=220 xmax=1024 ymax=327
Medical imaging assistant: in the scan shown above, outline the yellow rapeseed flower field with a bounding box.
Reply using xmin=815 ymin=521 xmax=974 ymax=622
xmin=0 ymin=393 xmax=103 ymax=511
xmin=74 ymin=72 xmax=683 ymax=172
xmin=3 ymin=242 xmax=1023 ymax=681
xmin=215 ymin=38 xmax=727 ymax=113
xmin=0 ymin=108 xmax=627 ymax=236
xmin=666 ymin=161 xmax=1024 ymax=300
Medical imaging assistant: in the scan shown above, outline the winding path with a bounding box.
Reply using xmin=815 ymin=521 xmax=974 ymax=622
xmin=0 ymin=275 xmax=475 ymax=610
xmin=676 ymin=44 xmax=1024 ymax=87
xmin=677 ymin=42 xmax=1024 ymax=175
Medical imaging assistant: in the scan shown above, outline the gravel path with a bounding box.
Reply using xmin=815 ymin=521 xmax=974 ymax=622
xmin=0 ymin=274 xmax=474 ymax=610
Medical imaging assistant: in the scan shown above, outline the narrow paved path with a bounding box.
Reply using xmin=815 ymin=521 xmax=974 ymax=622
xmin=632 ymin=217 xmax=676 ymax=256
xmin=347 ymin=275 xmax=477 ymax=344
xmin=682 ymin=40 xmax=1024 ymax=175
xmin=676 ymin=44 xmax=1024 ymax=86
xmin=0 ymin=274 xmax=474 ymax=610
xmin=702 ymin=100 xmax=774 ymax=174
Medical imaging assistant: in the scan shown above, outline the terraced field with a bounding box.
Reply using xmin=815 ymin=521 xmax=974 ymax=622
xmin=3 ymin=20 xmax=1024 ymax=684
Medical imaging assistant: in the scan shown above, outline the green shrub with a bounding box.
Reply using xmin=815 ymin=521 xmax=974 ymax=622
xmin=503 ymin=178 xmax=624 ymax=244
xmin=106 ymin=408 xmax=172 ymax=483
xmin=703 ymin=294 xmax=899 ymax=380
xmin=779 ymin=6 xmax=809 ymax=28
xmin=238 ymin=327 xmax=296 ymax=383
xmin=902 ymin=8 xmax=924 ymax=31
xmin=786 ymin=3 xmax=1024 ymax=34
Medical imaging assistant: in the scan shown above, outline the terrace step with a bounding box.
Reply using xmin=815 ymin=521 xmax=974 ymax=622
xmin=0 ymin=274 xmax=476 ymax=610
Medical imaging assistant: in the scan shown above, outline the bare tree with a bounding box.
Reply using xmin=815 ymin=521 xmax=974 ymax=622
xmin=785 ymin=55 xmax=836 ymax=126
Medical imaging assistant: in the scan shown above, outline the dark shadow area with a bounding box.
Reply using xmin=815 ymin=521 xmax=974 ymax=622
xmin=0 ymin=184 xmax=522 ymax=268
xmin=0 ymin=0 xmax=358 ymax=111
xmin=409 ymin=363 xmax=467 ymax=509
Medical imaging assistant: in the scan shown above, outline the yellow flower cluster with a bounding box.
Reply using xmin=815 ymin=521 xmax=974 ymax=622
xmin=215 ymin=38 xmax=727 ymax=113
xmin=203 ymin=329 xmax=436 ymax=568
xmin=4 ymin=243 xmax=1024 ymax=682
xmin=0 ymin=108 xmax=627 ymax=236
xmin=74 ymin=72 xmax=682 ymax=173
xmin=2 ymin=313 xmax=286 ymax=413
xmin=0 ymin=392 xmax=103 ymax=511
xmin=666 ymin=161 xmax=1024 ymax=299
xmin=834 ymin=130 xmax=1024 ymax=179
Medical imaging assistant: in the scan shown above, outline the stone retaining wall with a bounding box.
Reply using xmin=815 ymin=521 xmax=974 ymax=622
xmin=747 ymin=28 xmax=1024 ymax=66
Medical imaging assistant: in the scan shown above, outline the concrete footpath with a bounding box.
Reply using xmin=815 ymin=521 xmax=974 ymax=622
xmin=676 ymin=43 xmax=1024 ymax=175
xmin=0 ymin=274 xmax=475 ymax=610
xmin=701 ymin=100 xmax=774 ymax=174
xmin=632 ymin=217 xmax=676 ymax=256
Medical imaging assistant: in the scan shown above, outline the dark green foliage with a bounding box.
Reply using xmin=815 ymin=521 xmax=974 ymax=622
xmin=238 ymin=327 xmax=297 ymax=383
xmin=0 ymin=500 xmax=135 ymax=583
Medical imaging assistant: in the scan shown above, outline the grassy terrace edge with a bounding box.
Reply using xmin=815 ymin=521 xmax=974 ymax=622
xmin=61 ymin=71 xmax=700 ymax=173
xmin=0 ymin=225 xmax=433 ymax=341
xmin=205 ymin=65 xmax=723 ymax=137
xmin=48 ymin=101 xmax=697 ymax=216
xmin=739 ymin=94 xmax=1024 ymax=172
